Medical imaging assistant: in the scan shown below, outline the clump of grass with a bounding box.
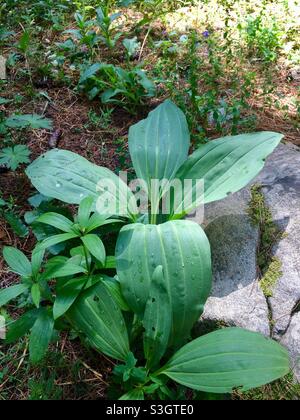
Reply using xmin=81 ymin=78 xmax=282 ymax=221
xmin=0 ymin=335 xmax=110 ymax=400
xmin=233 ymin=373 xmax=300 ymax=400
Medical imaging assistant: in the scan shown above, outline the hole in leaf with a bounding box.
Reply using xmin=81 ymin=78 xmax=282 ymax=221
xmin=93 ymin=295 xmax=100 ymax=302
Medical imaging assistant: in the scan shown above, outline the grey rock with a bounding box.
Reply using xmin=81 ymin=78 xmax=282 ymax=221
xmin=256 ymin=144 xmax=300 ymax=337
xmin=198 ymin=142 xmax=300 ymax=373
xmin=199 ymin=142 xmax=300 ymax=344
xmin=281 ymin=312 xmax=300 ymax=382
xmin=201 ymin=190 xmax=270 ymax=336
xmin=288 ymin=66 xmax=300 ymax=82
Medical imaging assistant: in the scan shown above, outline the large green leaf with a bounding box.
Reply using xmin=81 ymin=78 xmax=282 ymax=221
xmin=0 ymin=284 xmax=29 ymax=307
xmin=143 ymin=266 xmax=172 ymax=369
xmin=37 ymin=212 xmax=74 ymax=233
xmin=86 ymin=214 xmax=123 ymax=233
xmin=43 ymin=257 xmax=87 ymax=280
xmin=37 ymin=232 xmax=79 ymax=251
xmin=26 ymin=149 xmax=137 ymax=220
xmin=31 ymin=283 xmax=41 ymax=308
xmin=77 ymin=196 xmax=94 ymax=228
xmin=129 ymin=100 xmax=190 ymax=193
xmin=170 ymin=132 xmax=283 ymax=218
xmin=68 ymin=282 xmax=130 ymax=361
xmin=3 ymin=246 xmax=32 ymax=277
xmin=53 ymin=275 xmax=88 ymax=320
xmin=31 ymin=247 xmax=45 ymax=278
xmin=102 ymin=276 xmax=130 ymax=312
xmin=29 ymin=308 xmax=54 ymax=364
xmin=116 ymin=220 xmax=211 ymax=347
xmin=160 ymin=328 xmax=290 ymax=393
xmin=81 ymin=234 xmax=106 ymax=266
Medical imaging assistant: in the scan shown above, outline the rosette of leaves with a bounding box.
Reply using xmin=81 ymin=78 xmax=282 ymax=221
xmin=78 ymin=63 xmax=155 ymax=112
xmin=3 ymin=99 xmax=289 ymax=396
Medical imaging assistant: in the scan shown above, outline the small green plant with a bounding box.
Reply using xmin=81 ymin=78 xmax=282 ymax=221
xmin=242 ymin=16 xmax=283 ymax=63
xmin=86 ymin=108 xmax=113 ymax=129
xmin=95 ymin=6 xmax=122 ymax=49
xmin=0 ymin=112 xmax=52 ymax=138
xmin=78 ymin=62 xmax=155 ymax=112
xmin=63 ymin=5 xmax=122 ymax=55
xmin=123 ymin=37 xmax=141 ymax=61
xmin=0 ymin=196 xmax=123 ymax=363
xmin=0 ymin=145 xmax=30 ymax=171
xmin=0 ymin=197 xmax=29 ymax=238
xmin=64 ymin=11 xmax=99 ymax=54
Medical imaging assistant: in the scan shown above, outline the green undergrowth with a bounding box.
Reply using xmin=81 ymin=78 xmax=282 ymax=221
xmin=0 ymin=337 xmax=108 ymax=400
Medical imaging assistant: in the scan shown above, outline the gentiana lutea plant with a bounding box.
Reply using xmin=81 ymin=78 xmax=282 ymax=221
xmin=0 ymin=100 xmax=290 ymax=398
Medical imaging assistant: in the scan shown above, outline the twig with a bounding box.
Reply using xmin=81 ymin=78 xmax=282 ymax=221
xmin=138 ymin=26 xmax=152 ymax=61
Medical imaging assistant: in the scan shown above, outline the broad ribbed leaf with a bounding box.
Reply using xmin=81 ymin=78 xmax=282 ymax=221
xmin=53 ymin=275 xmax=88 ymax=320
xmin=129 ymin=100 xmax=190 ymax=191
xmin=68 ymin=282 xmax=130 ymax=361
xmin=31 ymin=247 xmax=45 ymax=278
xmin=160 ymin=328 xmax=290 ymax=393
xmin=37 ymin=232 xmax=79 ymax=251
xmin=0 ymin=284 xmax=29 ymax=307
xmin=116 ymin=220 xmax=211 ymax=347
xmin=103 ymin=276 xmax=130 ymax=312
xmin=86 ymin=214 xmax=123 ymax=233
xmin=31 ymin=283 xmax=41 ymax=308
xmin=26 ymin=149 xmax=137 ymax=220
xmin=3 ymin=247 xmax=32 ymax=277
xmin=81 ymin=234 xmax=106 ymax=265
xmin=37 ymin=212 xmax=74 ymax=233
xmin=41 ymin=256 xmax=68 ymax=280
xmin=143 ymin=266 xmax=171 ymax=368
xmin=43 ymin=257 xmax=87 ymax=279
xmin=29 ymin=308 xmax=54 ymax=364
xmin=171 ymin=132 xmax=283 ymax=217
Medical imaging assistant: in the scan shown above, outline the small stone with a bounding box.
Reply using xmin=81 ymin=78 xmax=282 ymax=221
xmin=287 ymin=66 xmax=300 ymax=82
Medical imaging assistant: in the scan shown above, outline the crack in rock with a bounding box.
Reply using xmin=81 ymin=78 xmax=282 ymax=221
xmin=201 ymin=189 xmax=270 ymax=336
xmin=199 ymin=143 xmax=300 ymax=382
xmin=256 ymin=144 xmax=300 ymax=338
